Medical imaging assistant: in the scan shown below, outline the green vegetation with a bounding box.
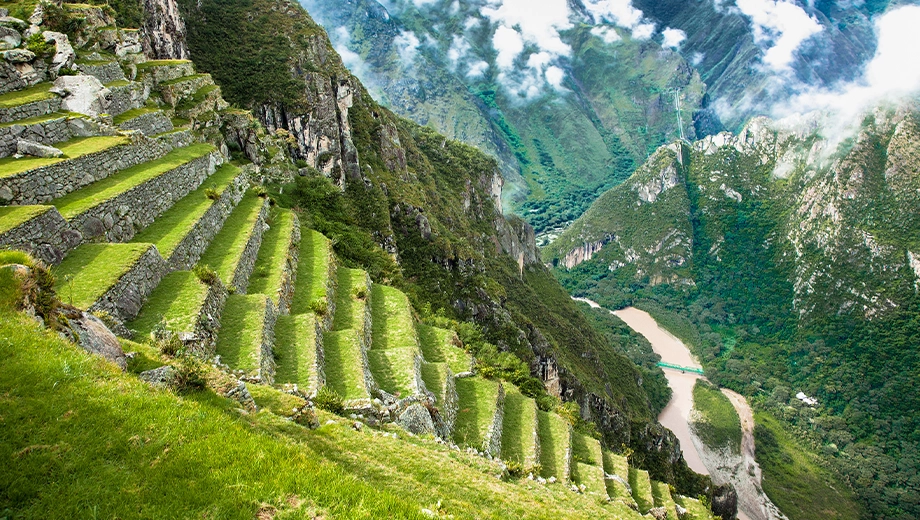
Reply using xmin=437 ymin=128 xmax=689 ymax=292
xmin=135 ymin=59 xmax=192 ymax=72
xmin=0 ymin=135 xmax=128 ymax=179
xmin=571 ymin=434 xmax=605 ymax=495
xmin=247 ymin=208 xmax=296 ymax=301
xmin=499 ymin=386 xmax=538 ymax=467
xmin=159 ymin=73 xmax=208 ymax=87
xmin=289 ymin=229 xmax=331 ymax=315
xmin=453 ymin=378 xmax=499 ymax=450
xmin=0 ymin=82 xmax=54 ymax=108
xmin=214 ymin=294 xmax=267 ymax=375
xmin=0 ymin=112 xmax=71 ymax=129
xmin=198 ymin=193 xmax=264 ymax=284
xmin=331 ymin=268 xmax=368 ymax=331
xmin=0 ymin=205 xmax=51 ymax=235
xmin=691 ymin=380 xmax=741 ymax=453
xmin=131 ymin=163 xmax=241 ymax=258
xmin=602 ymin=451 xmax=635 ymax=505
xmin=417 ymin=324 xmax=470 ymax=374
xmin=537 ymin=410 xmax=570 ymax=480
xmin=420 ymin=361 xmax=449 ymax=404
xmin=651 ymin=480 xmax=678 ymax=517
xmin=126 ymin=271 xmax=209 ymax=339
xmin=629 ymin=467 xmax=654 ymax=513
xmin=54 ymin=144 xmax=216 ymax=218
xmin=321 ymin=329 xmax=368 ymax=401
xmin=52 ymin=243 xmax=151 ymax=309
xmin=113 ymin=107 xmax=162 ymax=125
xmin=370 ymin=284 xmax=416 ymax=350
xmin=754 ymin=411 xmax=862 ymax=520
xmin=367 ymin=348 xmax=417 ymax=397
xmin=273 ymin=313 xmax=320 ymax=392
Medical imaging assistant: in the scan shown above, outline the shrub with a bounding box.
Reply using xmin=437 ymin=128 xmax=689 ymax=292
xmin=41 ymin=3 xmax=86 ymax=35
xmin=173 ymin=356 xmax=207 ymax=393
xmin=308 ymin=298 xmax=327 ymax=317
xmin=313 ymin=386 xmax=344 ymax=415
xmin=204 ymin=186 xmax=221 ymax=200
xmin=152 ymin=322 xmax=183 ymax=357
xmin=25 ymin=34 xmax=53 ymax=57
xmin=193 ymin=264 xmax=219 ymax=286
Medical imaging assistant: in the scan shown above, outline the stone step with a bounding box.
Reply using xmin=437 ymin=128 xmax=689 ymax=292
xmin=369 ymin=284 xmax=425 ymax=398
xmin=158 ymin=73 xmax=212 ymax=107
xmin=420 ymin=361 xmax=457 ymax=436
xmin=136 ymin=60 xmax=196 ymax=86
xmin=131 ymin=163 xmax=247 ymax=271
xmin=418 ymin=324 xmax=473 ymax=375
xmin=247 ymin=208 xmax=300 ymax=313
xmin=197 ymin=192 xmax=269 ymax=293
xmin=628 ymin=466 xmax=655 ymax=514
xmin=537 ymin=410 xmax=572 ymax=482
xmin=215 ymin=293 xmax=277 ymax=384
xmin=0 ymin=205 xmax=80 ymax=265
xmin=500 ymin=386 xmax=540 ymax=471
xmin=0 ymin=83 xmax=61 ymax=124
xmin=125 ymin=270 xmax=226 ymax=355
xmin=114 ymin=107 xmax=174 ymax=136
xmin=175 ymin=84 xmax=228 ymax=120
xmin=76 ymin=59 xmax=126 ymax=85
xmin=289 ymin=229 xmax=337 ymax=330
xmin=571 ymin=432 xmax=608 ymax=499
xmin=0 ymin=133 xmax=173 ymax=206
xmin=274 ymin=313 xmax=325 ymax=397
xmin=651 ymin=480 xmax=680 ymax=520
xmin=453 ymin=377 xmax=504 ymax=457
xmin=105 ymin=80 xmax=146 ymax=117
xmin=602 ymin=450 xmax=637 ymax=509
xmin=52 ymin=143 xmax=221 ymax=243
xmin=0 ymin=112 xmax=86 ymax=159
xmin=322 ymin=328 xmax=373 ymax=402
xmin=52 ymin=242 xmax=166 ymax=323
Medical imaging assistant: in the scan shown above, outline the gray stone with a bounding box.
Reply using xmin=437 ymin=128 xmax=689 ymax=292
xmin=139 ymin=365 xmax=177 ymax=387
xmin=648 ymin=507 xmax=668 ymax=520
xmin=67 ymin=311 xmax=127 ymax=370
xmin=4 ymin=49 xmax=33 ymax=64
xmin=225 ymin=381 xmax=257 ymax=411
xmin=43 ymin=31 xmax=75 ymax=74
xmin=17 ymin=139 xmax=62 ymax=158
xmin=397 ymin=403 xmax=435 ymax=435
xmin=0 ymin=185 xmax=11 ymax=201
xmin=0 ymin=8 xmax=8 ymax=17
xmin=0 ymin=17 xmax=27 ymax=31
xmin=50 ymin=75 xmax=111 ymax=117
xmin=0 ymin=27 xmax=21 ymax=51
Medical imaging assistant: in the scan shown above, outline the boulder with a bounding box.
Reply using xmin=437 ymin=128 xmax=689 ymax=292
xmin=397 ymin=403 xmax=436 ymax=435
xmin=3 ymin=49 xmax=34 ymax=64
xmin=139 ymin=365 xmax=178 ymax=388
xmin=50 ymin=75 xmax=111 ymax=116
xmin=0 ymin=17 xmax=28 ymax=31
xmin=0 ymin=25 xmax=21 ymax=50
xmin=67 ymin=311 xmax=127 ymax=370
xmin=43 ymin=31 xmax=75 ymax=73
xmin=225 ymin=380 xmax=258 ymax=411
xmin=17 ymin=139 xmax=63 ymax=158
xmin=648 ymin=507 xmax=668 ymax=520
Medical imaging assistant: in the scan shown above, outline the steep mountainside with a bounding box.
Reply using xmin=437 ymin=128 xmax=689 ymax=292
xmin=546 ymin=106 xmax=920 ymax=518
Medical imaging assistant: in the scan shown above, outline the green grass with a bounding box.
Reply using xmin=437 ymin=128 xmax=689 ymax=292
xmin=0 ymin=112 xmax=70 ymax=129
xmin=420 ymin=361 xmax=449 ymax=404
xmin=52 ymin=243 xmax=152 ymax=309
xmin=370 ymin=284 xmax=417 ymax=351
xmin=602 ymin=451 xmax=634 ymax=504
xmin=131 ymin=163 xmax=241 ymax=258
xmin=176 ymin=84 xmax=220 ymax=112
xmin=628 ymin=467 xmax=654 ymax=513
xmin=214 ymin=294 xmax=267 ymax=375
xmin=125 ymin=271 xmax=209 ymax=339
xmin=113 ymin=107 xmax=161 ymax=125
xmin=691 ymin=380 xmax=742 ymax=453
xmin=0 ymin=135 xmax=129 ymax=179
xmin=417 ymin=324 xmax=471 ymax=374
xmin=0 ymin=205 xmax=51 ymax=235
xmin=572 ymin=462 xmax=606 ymax=496
xmin=273 ymin=313 xmax=321 ymax=393
xmin=0 ymin=82 xmax=54 ymax=109
xmin=754 ymin=411 xmax=863 ymax=520
xmin=674 ymin=495 xmax=714 ymax=520
xmin=322 ymin=329 xmax=369 ymax=401
xmin=453 ymin=377 xmax=499 ymax=450
xmin=331 ymin=268 xmax=368 ymax=331
xmin=500 ymin=386 xmax=538 ymax=467
xmin=197 ymin=193 xmax=264 ymax=285
xmin=247 ymin=383 xmax=308 ymax=416
xmin=159 ymin=73 xmax=208 ymax=86
xmin=136 ymin=59 xmax=192 ymax=72
xmin=651 ymin=480 xmax=677 ymax=518
xmin=104 ymin=80 xmax=131 ymax=89
xmin=247 ymin=208 xmax=296 ymax=302
xmin=367 ymin=347 xmax=418 ymax=397
xmin=0 ymin=311 xmax=425 ymax=519
xmin=290 ymin=229 xmax=332 ymax=315
xmin=571 ymin=433 xmax=606 ymax=495
xmin=571 ymin=432 xmax=602 ymax=466
xmin=537 ymin=410 xmax=570 ymax=480
xmin=53 ymin=143 xmax=216 ymax=218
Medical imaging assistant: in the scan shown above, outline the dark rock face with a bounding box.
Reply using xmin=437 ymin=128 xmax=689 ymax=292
xmin=711 ymin=483 xmax=739 ymax=520
xmin=65 ymin=310 xmax=127 ymax=371
xmin=142 ymin=0 xmax=189 ymax=60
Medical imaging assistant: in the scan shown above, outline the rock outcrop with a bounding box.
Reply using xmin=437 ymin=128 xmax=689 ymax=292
xmin=142 ymin=0 xmax=189 ymax=59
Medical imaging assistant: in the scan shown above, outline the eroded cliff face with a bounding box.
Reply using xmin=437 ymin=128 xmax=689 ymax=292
xmin=142 ymin=0 xmax=189 ymax=59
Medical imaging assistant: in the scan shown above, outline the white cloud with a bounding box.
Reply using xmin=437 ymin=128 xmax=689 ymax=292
xmin=467 ymin=60 xmax=489 ymax=78
xmin=734 ymin=0 xmax=822 ymax=72
xmin=545 ymin=65 xmax=565 ymax=88
xmin=590 ymin=26 xmax=622 ymax=44
xmin=492 ymin=24 xmax=525 ymax=69
xmin=394 ymin=31 xmax=421 ymax=66
xmin=662 ymin=27 xmax=687 ymax=49
xmin=583 ymin=0 xmax=656 ymax=40
xmin=448 ymin=35 xmax=472 ymax=69
xmin=482 ymin=0 xmax=572 ymax=56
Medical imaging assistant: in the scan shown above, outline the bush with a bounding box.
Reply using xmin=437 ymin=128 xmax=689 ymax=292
xmin=25 ymin=34 xmax=53 ymax=57
xmin=173 ymin=356 xmax=207 ymax=393
xmin=313 ymin=386 xmax=344 ymax=415
xmin=204 ymin=186 xmax=221 ymax=200
xmin=308 ymin=298 xmax=327 ymax=317
xmin=193 ymin=264 xmax=219 ymax=286
xmin=152 ymin=322 xmax=183 ymax=357
xmin=41 ymin=3 xmax=86 ymax=35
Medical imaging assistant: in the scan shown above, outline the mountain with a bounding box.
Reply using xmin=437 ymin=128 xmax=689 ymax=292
xmin=544 ymin=105 xmax=920 ymax=518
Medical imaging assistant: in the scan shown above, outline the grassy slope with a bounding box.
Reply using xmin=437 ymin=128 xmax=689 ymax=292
xmin=274 ymin=314 xmax=319 ymax=390
xmin=0 ymin=205 xmax=50 ymax=235
xmin=691 ymin=380 xmax=742 ymax=453
xmin=418 ymin=324 xmax=470 ymax=374
xmin=198 ymin=193 xmax=264 ymax=283
xmin=126 ymin=271 xmax=208 ymax=337
xmin=322 ymin=330 xmax=368 ymax=400
xmin=453 ymin=377 xmax=499 ymax=450
xmin=754 ymin=411 xmax=862 ymax=520
xmin=52 ymin=243 xmax=151 ymax=309
xmin=0 ymin=135 xmax=128 ymax=179
xmin=629 ymin=467 xmax=654 ymax=512
xmin=215 ymin=294 xmax=267 ymax=374
xmin=0 ymin=82 xmax=54 ymax=108
xmin=500 ymin=386 xmax=537 ymax=467
xmin=331 ymin=268 xmax=367 ymax=331
xmin=537 ymin=410 xmax=570 ymax=480
xmin=289 ymin=229 xmax=331 ymax=315
xmin=248 ymin=208 xmax=295 ymax=300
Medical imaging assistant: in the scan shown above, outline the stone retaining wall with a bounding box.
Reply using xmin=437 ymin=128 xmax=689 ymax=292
xmin=161 ymin=74 xmax=211 ymax=106
xmin=89 ymin=244 xmax=167 ymax=323
xmin=0 ymin=206 xmax=81 ymax=265
xmin=118 ymin=110 xmax=173 ymax=136
xmin=77 ymin=61 xmax=126 ymax=84
xmin=140 ymin=61 xmax=195 ymax=87
xmin=0 ymin=134 xmax=172 ymax=205
xmin=0 ymin=115 xmax=72 ymax=158
xmin=310 ymin=315 xmax=325 ymax=396
xmin=155 ymin=128 xmax=193 ymax=148
xmin=562 ymin=424 xmax=573 ymax=482
xmin=258 ymin=297 xmax=278 ymax=385
xmin=359 ymin=271 xmax=379 ymax=397
xmin=530 ymin=411 xmax=542 ymax=470
xmin=412 ymin=352 xmax=427 ymax=396
xmin=321 ymin=252 xmax=337 ymax=331
xmin=0 ymin=60 xmax=46 ymax=96
xmin=483 ymin=382 xmax=506 ymax=457
xmin=440 ymin=367 xmax=459 ymax=437
xmin=229 ymin=196 xmax=269 ymax=293
xmin=166 ymin=168 xmax=247 ymax=271
xmin=0 ymin=96 xmax=61 ymax=124
xmin=188 ymin=277 xmax=227 ymax=357
xmin=71 ymin=150 xmax=222 ymax=243
xmin=273 ymin=214 xmax=301 ymax=314
xmin=106 ymin=82 xmax=147 ymax=116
